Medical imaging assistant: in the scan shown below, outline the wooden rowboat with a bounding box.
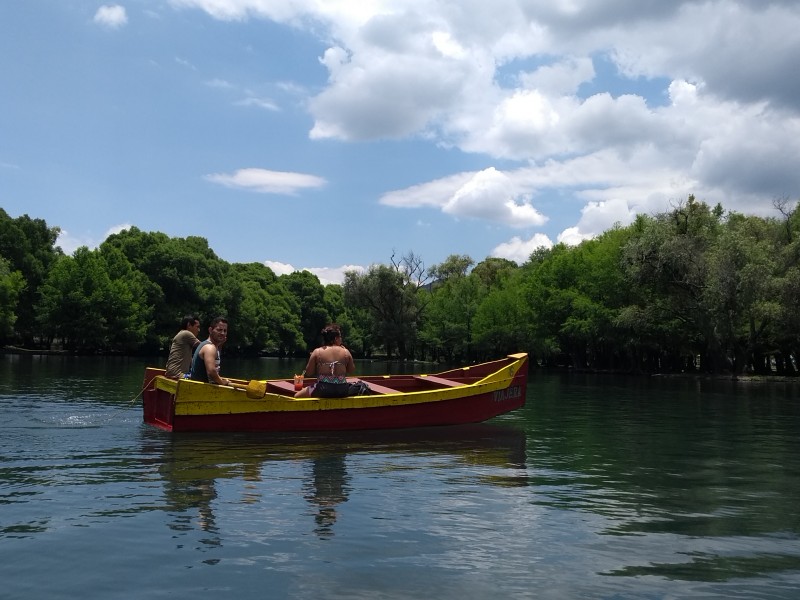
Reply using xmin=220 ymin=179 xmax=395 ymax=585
xmin=142 ymin=353 xmax=528 ymax=432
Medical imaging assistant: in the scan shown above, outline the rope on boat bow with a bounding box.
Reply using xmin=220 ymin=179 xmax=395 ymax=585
xmin=128 ymin=374 xmax=159 ymax=405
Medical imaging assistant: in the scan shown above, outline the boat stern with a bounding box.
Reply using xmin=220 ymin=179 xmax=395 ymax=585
xmin=142 ymin=368 xmax=177 ymax=431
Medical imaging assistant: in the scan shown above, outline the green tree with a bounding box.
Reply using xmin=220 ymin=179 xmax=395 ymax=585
xmin=473 ymin=270 xmax=534 ymax=359
xmin=621 ymin=197 xmax=726 ymax=372
xmin=420 ymin=275 xmax=482 ymax=361
xmin=0 ymin=209 xmax=61 ymax=345
xmin=322 ymin=283 xmax=368 ymax=356
xmin=95 ymin=244 xmax=153 ymax=351
xmin=336 ymin=280 xmax=376 ymax=357
xmin=101 ymin=227 xmax=229 ymax=350
xmin=772 ymin=199 xmax=800 ymax=373
xmin=0 ymin=257 xmax=25 ymax=342
xmin=428 ymin=254 xmax=474 ymax=281
xmin=224 ymin=262 xmax=304 ymax=355
xmin=36 ymin=247 xmax=151 ymax=352
xmin=774 ymin=264 xmax=800 ymax=374
xmin=343 ymin=252 xmax=428 ymax=359
xmin=703 ymin=214 xmax=781 ymax=373
xmin=471 ymin=257 xmax=518 ymax=290
xmin=280 ymin=270 xmax=329 ymax=351
xmin=420 ymin=254 xmax=479 ymax=361
xmin=462 ymin=257 xmax=522 ymax=361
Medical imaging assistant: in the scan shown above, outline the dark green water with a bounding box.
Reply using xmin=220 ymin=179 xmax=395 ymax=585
xmin=1 ymin=355 xmax=799 ymax=599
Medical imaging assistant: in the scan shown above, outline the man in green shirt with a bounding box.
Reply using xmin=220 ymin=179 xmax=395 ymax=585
xmin=165 ymin=315 xmax=201 ymax=379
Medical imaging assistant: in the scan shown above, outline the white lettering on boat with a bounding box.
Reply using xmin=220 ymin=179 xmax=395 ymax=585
xmin=493 ymin=386 xmax=521 ymax=402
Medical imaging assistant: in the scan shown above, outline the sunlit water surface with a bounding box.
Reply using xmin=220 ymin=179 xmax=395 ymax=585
xmin=1 ymin=355 xmax=799 ymax=599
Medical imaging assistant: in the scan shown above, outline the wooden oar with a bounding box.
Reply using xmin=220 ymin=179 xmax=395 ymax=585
xmin=231 ymin=380 xmax=268 ymax=399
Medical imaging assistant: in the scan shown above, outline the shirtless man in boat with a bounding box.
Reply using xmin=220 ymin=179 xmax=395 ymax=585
xmin=189 ymin=316 xmax=231 ymax=386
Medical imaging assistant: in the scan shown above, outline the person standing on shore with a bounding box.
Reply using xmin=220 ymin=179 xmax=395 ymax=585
xmin=189 ymin=316 xmax=231 ymax=386
xmin=164 ymin=315 xmax=201 ymax=379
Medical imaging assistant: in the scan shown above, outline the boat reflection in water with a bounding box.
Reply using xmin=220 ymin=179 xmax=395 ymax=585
xmin=146 ymin=423 xmax=527 ymax=541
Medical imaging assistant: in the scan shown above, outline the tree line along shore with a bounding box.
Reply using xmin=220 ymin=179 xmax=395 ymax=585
xmin=1 ymin=195 xmax=798 ymax=376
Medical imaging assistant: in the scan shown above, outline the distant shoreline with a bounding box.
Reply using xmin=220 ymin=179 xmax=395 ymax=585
xmin=3 ymin=346 xmax=797 ymax=381
xmin=2 ymin=345 xmax=69 ymax=356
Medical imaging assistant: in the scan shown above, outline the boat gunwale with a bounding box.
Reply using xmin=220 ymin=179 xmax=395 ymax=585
xmin=154 ymin=354 xmax=525 ymax=409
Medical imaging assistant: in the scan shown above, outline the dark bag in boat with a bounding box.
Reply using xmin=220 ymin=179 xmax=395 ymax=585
xmin=346 ymin=380 xmax=372 ymax=396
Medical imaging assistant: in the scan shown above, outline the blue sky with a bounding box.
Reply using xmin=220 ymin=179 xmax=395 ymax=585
xmin=2 ymin=1 xmax=800 ymax=284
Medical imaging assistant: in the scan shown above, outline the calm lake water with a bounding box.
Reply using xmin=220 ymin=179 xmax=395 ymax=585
xmin=1 ymin=354 xmax=799 ymax=599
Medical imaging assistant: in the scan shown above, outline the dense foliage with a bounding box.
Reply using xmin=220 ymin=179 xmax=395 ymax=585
xmin=1 ymin=197 xmax=799 ymax=375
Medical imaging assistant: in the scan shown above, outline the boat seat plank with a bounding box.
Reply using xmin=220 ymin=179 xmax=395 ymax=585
xmin=413 ymin=375 xmax=463 ymax=387
xmin=345 ymin=377 xmax=399 ymax=395
xmin=268 ymin=380 xmax=297 ymax=394
xmin=269 ymin=378 xmax=400 ymax=395
xmin=363 ymin=382 xmax=400 ymax=395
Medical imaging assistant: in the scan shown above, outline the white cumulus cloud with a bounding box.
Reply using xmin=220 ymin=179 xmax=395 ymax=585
xmin=263 ymin=261 xmax=364 ymax=285
xmin=168 ymin=1 xmax=800 ymax=264
xmin=56 ymin=223 xmax=132 ymax=255
xmin=381 ymin=167 xmax=546 ymax=228
xmin=93 ymin=5 xmax=128 ymax=29
xmin=491 ymin=233 xmax=554 ymax=264
xmin=264 ymin=260 xmax=296 ymax=276
xmin=443 ymin=168 xmax=547 ymax=227
xmin=205 ymin=168 xmax=327 ymax=195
